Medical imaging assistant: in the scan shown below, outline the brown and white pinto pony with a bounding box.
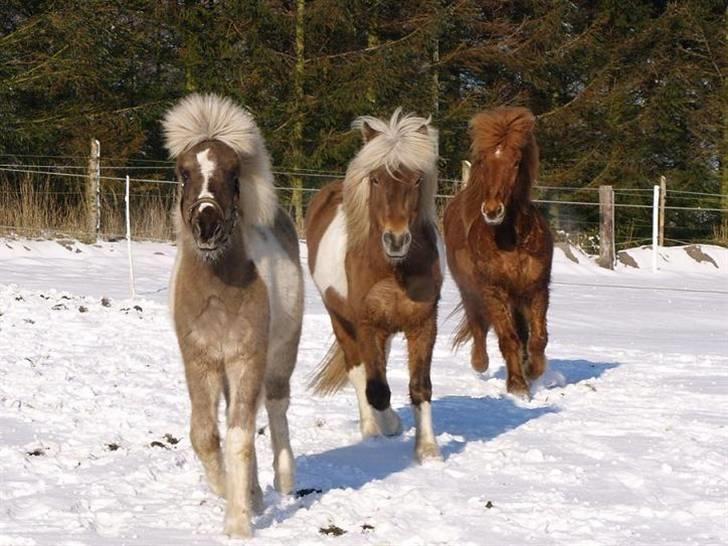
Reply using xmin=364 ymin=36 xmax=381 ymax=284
xmin=163 ymin=94 xmax=303 ymax=538
xmin=306 ymin=109 xmax=444 ymax=462
xmin=444 ymin=107 xmax=553 ymax=398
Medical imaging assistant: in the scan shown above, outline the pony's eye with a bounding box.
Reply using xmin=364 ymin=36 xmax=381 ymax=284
xmin=370 ymin=175 xmax=380 ymax=186
xmin=180 ymin=170 xmax=190 ymax=184
xmin=414 ymin=176 xmax=423 ymax=187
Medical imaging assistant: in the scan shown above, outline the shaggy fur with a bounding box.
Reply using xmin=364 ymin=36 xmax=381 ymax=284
xmin=344 ymin=108 xmax=439 ymax=249
xmin=444 ymin=106 xmax=553 ymax=398
xmin=162 ymin=93 xmax=277 ymax=227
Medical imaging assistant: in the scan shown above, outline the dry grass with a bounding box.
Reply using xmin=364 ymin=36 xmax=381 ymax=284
xmin=0 ymin=173 xmax=174 ymax=241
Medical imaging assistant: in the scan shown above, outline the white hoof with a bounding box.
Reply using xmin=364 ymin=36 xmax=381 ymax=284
xmin=224 ymin=512 xmax=252 ymax=538
xmin=360 ymin=417 xmax=380 ymax=439
xmin=415 ymin=441 xmax=442 ymax=463
xmin=374 ymin=408 xmax=403 ymax=437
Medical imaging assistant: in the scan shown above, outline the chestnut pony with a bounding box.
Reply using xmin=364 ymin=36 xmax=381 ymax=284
xmin=163 ymin=94 xmax=303 ymax=538
xmin=306 ymin=109 xmax=444 ymax=462
xmin=444 ymin=107 xmax=553 ymax=398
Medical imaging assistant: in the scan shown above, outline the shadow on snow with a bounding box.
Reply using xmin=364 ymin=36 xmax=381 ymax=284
xmin=256 ymin=358 xmax=618 ymax=530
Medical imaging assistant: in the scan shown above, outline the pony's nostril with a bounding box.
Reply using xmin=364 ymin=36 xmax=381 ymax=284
xmin=403 ymin=232 xmax=412 ymax=246
xmin=382 ymin=231 xmax=394 ymax=246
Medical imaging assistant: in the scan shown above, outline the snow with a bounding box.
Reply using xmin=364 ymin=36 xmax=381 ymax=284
xmin=0 ymin=237 xmax=726 ymax=545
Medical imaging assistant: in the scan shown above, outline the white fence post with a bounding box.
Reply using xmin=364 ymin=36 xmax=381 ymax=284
xmin=461 ymin=160 xmax=471 ymax=189
xmin=652 ymin=184 xmax=660 ymax=273
xmin=125 ymin=175 xmax=136 ymax=298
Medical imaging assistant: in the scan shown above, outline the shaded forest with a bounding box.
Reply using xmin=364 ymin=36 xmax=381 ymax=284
xmin=0 ymin=1 xmax=725 ymax=245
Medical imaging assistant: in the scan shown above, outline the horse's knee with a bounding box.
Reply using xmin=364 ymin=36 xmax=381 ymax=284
xmin=409 ymin=377 xmax=432 ymax=406
xmin=265 ymin=376 xmax=290 ymax=402
xmin=366 ymin=378 xmax=391 ymax=411
xmin=190 ymin=423 xmax=220 ymax=457
xmin=497 ymin=331 xmax=521 ymax=356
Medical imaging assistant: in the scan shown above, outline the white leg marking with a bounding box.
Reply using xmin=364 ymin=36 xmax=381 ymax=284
xmin=266 ymin=397 xmax=295 ymax=495
xmin=414 ymin=401 xmax=441 ymax=462
xmin=196 ymin=148 xmax=216 ymax=200
xmin=348 ymin=364 xmax=379 ymax=438
xmin=312 ymin=205 xmax=348 ymax=298
xmin=224 ymin=426 xmax=254 ymax=538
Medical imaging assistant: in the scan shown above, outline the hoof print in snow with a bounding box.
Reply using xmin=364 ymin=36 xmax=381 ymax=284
xmin=101 ymin=297 xmax=112 ymax=307
xmin=26 ymin=448 xmax=46 ymax=457
xmin=106 ymin=443 xmax=121 ymax=451
xmin=51 ymin=304 xmax=67 ymax=311
xmin=23 ymin=318 xmax=35 ymax=324
xmin=485 ymin=500 xmax=494 ymax=509
xmin=78 ymin=305 xmax=88 ymax=313
xmin=295 ymin=488 xmax=322 ymax=499
xmin=163 ymin=433 xmax=180 ymax=445
xmin=150 ymin=441 xmax=168 ymax=449
xmin=134 ymin=305 xmax=143 ymax=312
xmin=319 ymin=524 xmax=346 ymax=537
xmin=585 ymin=383 xmax=597 ymax=392
xmin=361 ymin=523 xmax=374 ymax=533
xmin=15 ymin=296 xmax=24 ymax=301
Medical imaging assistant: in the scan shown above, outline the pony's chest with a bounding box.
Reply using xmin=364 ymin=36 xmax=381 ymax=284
xmin=172 ymin=267 xmax=269 ymax=357
xmin=360 ymin=275 xmax=440 ymax=329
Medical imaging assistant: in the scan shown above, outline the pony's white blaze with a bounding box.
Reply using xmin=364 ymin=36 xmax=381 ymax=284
xmin=494 ymin=145 xmax=503 ymax=158
xmin=313 ymin=205 xmax=348 ymax=298
xmin=196 ymin=147 xmax=216 ymax=200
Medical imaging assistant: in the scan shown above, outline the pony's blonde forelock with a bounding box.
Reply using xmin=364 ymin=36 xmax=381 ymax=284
xmin=161 ymin=93 xmax=277 ymax=227
xmin=344 ymin=108 xmax=439 ymax=248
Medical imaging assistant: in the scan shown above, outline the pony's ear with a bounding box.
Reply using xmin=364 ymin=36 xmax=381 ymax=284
xmin=361 ymin=121 xmax=381 ymax=143
xmin=416 ymin=123 xmax=429 ymax=136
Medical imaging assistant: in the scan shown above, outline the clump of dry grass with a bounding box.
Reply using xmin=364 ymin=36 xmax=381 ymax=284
xmin=0 ymin=173 xmax=175 ymax=241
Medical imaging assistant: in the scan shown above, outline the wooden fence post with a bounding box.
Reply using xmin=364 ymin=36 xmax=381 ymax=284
xmin=461 ymin=160 xmax=471 ymax=189
xmin=659 ymin=175 xmax=666 ymax=246
xmin=598 ymin=185 xmax=615 ymax=269
xmin=85 ymin=139 xmax=100 ymax=243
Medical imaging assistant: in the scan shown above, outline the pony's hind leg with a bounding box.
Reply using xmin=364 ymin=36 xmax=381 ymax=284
xmin=359 ymin=326 xmax=402 ymax=437
xmin=455 ymin=296 xmax=490 ymax=372
xmin=524 ymin=289 xmax=549 ymax=381
xmin=406 ymin=315 xmax=441 ymax=462
xmin=513 ymin=305 xmax=530 ymax=374
xmin=184 ymin=358 xmax=226 ymax=497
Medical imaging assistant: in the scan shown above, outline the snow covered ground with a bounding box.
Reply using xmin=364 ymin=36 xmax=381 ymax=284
xmin=0 ymin=237 xmax=726 ymax=545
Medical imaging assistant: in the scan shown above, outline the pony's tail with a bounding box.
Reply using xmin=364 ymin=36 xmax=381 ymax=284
xmin=449 ymin=302 xmax=472 ymax=350
xmin=309 ymin=341 xmax=349 ymax=396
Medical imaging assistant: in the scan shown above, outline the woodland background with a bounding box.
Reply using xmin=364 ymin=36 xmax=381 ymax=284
xmin=0 ymin=1 xmax=726 ymax=247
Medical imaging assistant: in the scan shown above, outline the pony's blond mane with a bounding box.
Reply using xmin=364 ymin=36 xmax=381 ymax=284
xmin=162 ymin=93 xmax=277 ymax=227
xmin=343 ymin=108 xmax=439 ymax=248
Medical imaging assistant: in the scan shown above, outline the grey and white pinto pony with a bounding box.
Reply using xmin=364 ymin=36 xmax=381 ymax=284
xmin=163 ymin=93 xmax=303 ymax=538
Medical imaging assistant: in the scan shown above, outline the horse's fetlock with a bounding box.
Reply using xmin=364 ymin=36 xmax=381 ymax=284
xmin=366 ymin=379 xmax=391 ymax=411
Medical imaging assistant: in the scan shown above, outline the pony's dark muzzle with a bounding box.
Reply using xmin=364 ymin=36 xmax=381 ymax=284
xmin=382 ymin=230 xmax=412 ymax=260
xmin=190 ymin=200 xmax=225 ymax=249
xmin=481 ymin=202 xmax=506 ymax=226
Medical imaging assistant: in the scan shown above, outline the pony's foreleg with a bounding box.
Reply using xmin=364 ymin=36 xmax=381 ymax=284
xmin=405 ymin=316 xmax=441 ymax=462
xmin=359 ymin=326 xmax=402 ymax=437
xmin=525 ymin=289 xmax=549 ymax=381
xmin=184 ymin=358 xmax=225 ymax=497
xmin=484 ymin=291 xmax=530 ymax=398
xmin=223 ymin=359 xmax=265 ymax=538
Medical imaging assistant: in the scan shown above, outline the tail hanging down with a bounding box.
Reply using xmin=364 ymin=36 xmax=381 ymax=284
xmin=308 ymin=341 xmax=349 ymax=396
xmin=449 ymin=301 xmax=473 ymax=350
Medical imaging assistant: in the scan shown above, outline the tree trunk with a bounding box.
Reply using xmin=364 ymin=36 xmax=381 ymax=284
xmin=291 ymin=0 xmax=306 ymax=230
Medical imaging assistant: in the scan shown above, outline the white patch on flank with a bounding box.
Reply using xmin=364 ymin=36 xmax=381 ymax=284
xmin=434 ymin=227 xmax=446 ymax=278
xmin=243 ymin=225 xmax=303 ymax=359
xmin=313 ymin=205 xmax=348 ymax=299
xmin=196 ymin=148 xmax=215 ymax=199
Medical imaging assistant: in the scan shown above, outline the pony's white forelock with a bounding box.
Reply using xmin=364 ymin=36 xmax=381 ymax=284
xmin=162 ymin=93 xmax=277 ymax=227
xmin=344 ymin=108 xmax=439 ymax=248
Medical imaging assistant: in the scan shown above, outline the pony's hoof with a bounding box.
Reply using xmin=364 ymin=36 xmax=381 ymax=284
xmin=375 ymin=408 xmax=403 ymax=437
xmin=252 ymin=486 xmax=264 ymax=515
xmin=416 ymin=442 xmax=442 ymax=463
xmin=224 ymin=513 xmax=252 ymax=538
xmin=507 ymin=378 xmax=531 ymax=400
xmin=360 ymin=418 xmax=380 ymax=439
xmin=471 ymin=353 xmax=489 ymax=373
xmin=274 ymin=473 xmax=295 ymax=496
xmin=526 ymin=354 xmax=547 ymax=380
